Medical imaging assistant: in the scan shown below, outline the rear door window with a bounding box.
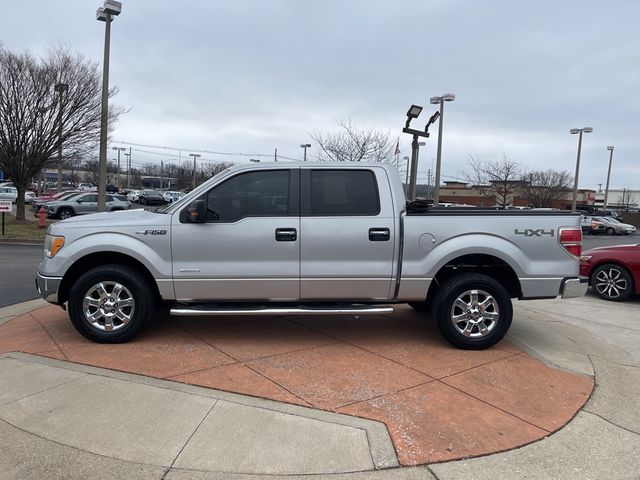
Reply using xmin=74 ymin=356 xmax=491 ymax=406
xmin=309 ymin=170 xmax=379 ymax=216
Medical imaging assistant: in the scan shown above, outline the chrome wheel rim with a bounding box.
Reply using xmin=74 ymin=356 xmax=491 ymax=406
xmin=82 ymin=281 xmax=135 ymax=331
xmin=594 ymin=268 xmax=627 ymax=299
xmin=60 ymin=210 xmax=71 ymax=219
xmin=450 ymin=289 xmax=499 ymax=338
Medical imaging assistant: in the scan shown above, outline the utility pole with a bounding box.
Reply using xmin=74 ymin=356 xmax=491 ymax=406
xmin=189 ymin=153 xmax=201 ymax=189
xmin=54 ymin=83 xmax=68 ymax=191
xmin=427 ymin=169 xmax=432 ymax=200
xmin=274 ymin=148 xmax=278 ymax=162
xmin=125 ymin=150 xmax=131 ymax=188
xmin=160 ymin=160 xmax=164 ymax=189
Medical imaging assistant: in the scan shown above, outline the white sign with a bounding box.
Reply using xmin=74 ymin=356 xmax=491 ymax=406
xmin=0 ymin=201 xmax=11 ymax=213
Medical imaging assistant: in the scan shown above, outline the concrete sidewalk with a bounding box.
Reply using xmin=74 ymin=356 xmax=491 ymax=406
xmin=0 ymin=295 xmax=639 ymax=479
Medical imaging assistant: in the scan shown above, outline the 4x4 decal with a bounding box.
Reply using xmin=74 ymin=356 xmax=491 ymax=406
xmin=515 ymin=228 xmax=555 ymax=237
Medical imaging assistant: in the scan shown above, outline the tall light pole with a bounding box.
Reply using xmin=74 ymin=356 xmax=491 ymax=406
xmin=96 ymin=0 xmax=122 ymax=211
xmin=112 ymin=146 xmax=126 ymax=188
xmin=124 ymin=151 xmax=131 ymax=188
xmin=430 ymin=93 xmax=455 ymax=205
xmin=54 ymin=83 xmax=68 ymax=191
xmin=402 ymin=105 xmax=439 ymax=201
xmin=603 ymin=146 xmax=615 ymax=209
xmin=569 ymin=127 xmax=593 ymax=211
xmin=300 ymin=143 xmax=311 ymax=161
xmin=189 ymin=153 xmax=201 ymax=189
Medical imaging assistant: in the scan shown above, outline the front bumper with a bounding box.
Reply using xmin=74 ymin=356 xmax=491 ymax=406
xmin=560 ymin=276 xmax=588 ymax=299
xmin=35 ymin=272 xmax=62 ymax=304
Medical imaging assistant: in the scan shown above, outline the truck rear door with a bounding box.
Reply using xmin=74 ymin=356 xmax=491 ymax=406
xmin=299 ymin=167 xmax=396 ymax=301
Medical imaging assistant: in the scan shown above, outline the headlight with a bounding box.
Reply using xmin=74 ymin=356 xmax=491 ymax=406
xmin=580 ymin=255 xmax=592 ymax=262
xmin=44 ymin=234 xmax=65 ymax=258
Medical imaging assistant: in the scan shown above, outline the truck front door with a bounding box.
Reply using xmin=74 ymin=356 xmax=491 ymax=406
xmin=171 ymin=169 xmax=300 ymax=301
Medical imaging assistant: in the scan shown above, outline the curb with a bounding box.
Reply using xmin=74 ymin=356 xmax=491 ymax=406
xmin=0 ymin=299 xmax=48 ymax=325
xmin=0 ymin=240 xmax=44 ymax=246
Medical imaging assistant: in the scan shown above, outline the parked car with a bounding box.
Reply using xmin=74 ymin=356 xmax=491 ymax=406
xmin=162 ymin=190 xmax=184 ymax=203
xmin=32 ymin=191 xmax=81 ymax=214
xmin=78 ymin=183 xmax=95 ymax=191
xmin=139 ymin=189 xmax=165 ymax=205
xmin=106 ymin=184 xmax=119 ymax=194
xmin=592 ymin=216 xmax=636 ymax=235
xmin=36 ymin=163 xmax=586 ymax=349
xmin=46 ymin=193 xmax=130 ymax=219
xmin=24 ymin=191 xmax=36 ymax=204
xmin=595 ymin=209 xmax=624 ymax=222
xmin=127 ymin=189 xmax=141 ymax=202
xmin=0 ymin=186 xmax=18 ymax=203
xmin=581 ymin=244 xmax=640 ymax=301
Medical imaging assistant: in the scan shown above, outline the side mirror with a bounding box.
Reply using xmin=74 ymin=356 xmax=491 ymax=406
xmin=187 ymin=199 xmax=205 ymax=223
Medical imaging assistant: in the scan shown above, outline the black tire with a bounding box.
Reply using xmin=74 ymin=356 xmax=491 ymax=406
xmin=408 ymin=301 xmax=431 ymax=313
xmin=58 ymin=208 xmax=74 ymax=220
xmin=591 ymin=263 xmax=634 ymax=302
xmin=605 ymin=227 xmax=616 ymax=236
xmin=432 ymin=273 xmax=512 ymax=350
xmin=68 ymin=264 xmax=155 ymax=342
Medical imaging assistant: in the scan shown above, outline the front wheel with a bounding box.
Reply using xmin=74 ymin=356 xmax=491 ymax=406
xmin=58 ymin=208 xmax=73 ymax=220
xmin=68 ymin=264 xmax=155 ymax=342
xmin=605 ymin=227 xmax=616 ymax=236
xmin=433 ymin=273 xmax=512 ymax=350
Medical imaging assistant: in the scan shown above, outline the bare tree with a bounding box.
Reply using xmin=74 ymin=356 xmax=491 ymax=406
xmin=0 ymin=45 xmax=121 ymax=219
xmin=518 ymin=170 xmax=573 ymax=208
xmin=461 ymin=155 xmax=524 ymax=208
xmin=84 ymin=159 xmax=117 ymax=185
xmin=311 ymin=118 xmax=396 ymax=163
xmin=614 ymin=189 xmax=638 ymax=211
xmin=202 ymin=161 xmax=233 ymax=178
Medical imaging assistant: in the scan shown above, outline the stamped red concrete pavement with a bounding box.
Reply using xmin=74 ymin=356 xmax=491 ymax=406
xmin=0 ymin=304 xmax=593 ymax=465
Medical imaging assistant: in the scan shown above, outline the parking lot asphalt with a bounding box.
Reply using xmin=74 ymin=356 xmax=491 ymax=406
xmin=0 ymin=289 xmax=639 ymax=479
xmin=0 ymin=244 xmax=43 ymax=307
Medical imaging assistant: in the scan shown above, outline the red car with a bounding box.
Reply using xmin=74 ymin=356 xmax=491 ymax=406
xmin=580 ymin=244 xmax=640 ymax=301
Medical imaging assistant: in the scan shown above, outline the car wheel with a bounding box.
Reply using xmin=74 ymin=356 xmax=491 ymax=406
xmin=408 ymin=301 xmax=430 ymax=313
xmin=433 ymin=273 xmax=512 ymax=350
xmin=605 ymin=227 xmax=616 ymax=236
xmin=58 ymin=208 xmax=73 ymax=220
xmin=591 ymin=263 xmax=634 ymax=302
xmin=68 ymin=264 xmax=155 ymax=342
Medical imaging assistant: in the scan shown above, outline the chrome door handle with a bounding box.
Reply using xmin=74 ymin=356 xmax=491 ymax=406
xmin=369 ymin=228 xmax=390 ymax=241
xmin=275 ymin=228 xmax=297 ymax=241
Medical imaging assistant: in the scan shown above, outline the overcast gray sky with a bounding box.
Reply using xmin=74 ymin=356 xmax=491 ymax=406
xmin=3 ymin=0 xmax=639 ymax=189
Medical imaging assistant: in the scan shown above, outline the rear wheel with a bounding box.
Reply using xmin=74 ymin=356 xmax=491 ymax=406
xmin=591 ymin=263 xmax=633 ymax=301
xmin=433 ymin=273 xmax=512 ymax=350
xmin=68 ymin=264 xmax=155 ymax=342
xmin=605 ymin=227 xmax=616 ymax=236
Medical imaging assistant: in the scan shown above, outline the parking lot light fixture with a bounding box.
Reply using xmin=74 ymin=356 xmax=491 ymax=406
xmin=430 ymin=93 xmax=456 ymax=205
xmin=570 ymin=127 xmax=593 ymax=211
xmin=300 ymin=144 xmax=311 ymax=161
xmin=96 ymin=0 xmax=122 ymax=212
xmin=604 ymin=146 xmax=615 ymax=208
xmin=112 ymin=146 xmax=126 ymax=188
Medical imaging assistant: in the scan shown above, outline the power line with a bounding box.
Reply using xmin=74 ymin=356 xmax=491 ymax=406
xmin=114 ymin=140 xmax=297 ymax=161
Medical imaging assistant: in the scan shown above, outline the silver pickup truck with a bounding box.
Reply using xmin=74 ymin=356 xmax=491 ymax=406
xmin=36 ymin=163 xmax=586 ymax=349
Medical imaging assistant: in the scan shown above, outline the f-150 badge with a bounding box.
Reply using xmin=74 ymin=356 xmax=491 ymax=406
xmin=515 ymin=229 xmax=555 ymax=237
xmin=135 ymin=229 xmax=167 ymax=235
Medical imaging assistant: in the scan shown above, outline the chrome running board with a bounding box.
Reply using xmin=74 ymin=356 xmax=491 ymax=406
xmin=170 ymin=304 xmax=394 ymax=316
